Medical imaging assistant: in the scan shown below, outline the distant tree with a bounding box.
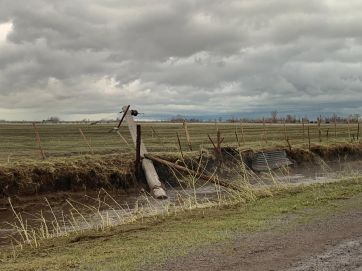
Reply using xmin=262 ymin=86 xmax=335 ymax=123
xmin=302 ymin=116 xmax=309 ymax=123
xmin=270 ymin=111 xmax=278 ymax=123
xmin=331 ymin=113 xmax=338 ymax=123
xmin=285 ymin=114 xmax=296 ymax=123
xmin=47 ymin=116 xmax=60 ymax=123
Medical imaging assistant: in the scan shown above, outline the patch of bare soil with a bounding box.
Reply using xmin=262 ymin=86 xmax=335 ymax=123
xmin=154 ymin=197 xmax=362 ymax=271
xmin=288 ymin=237 xmax=362 ymax=271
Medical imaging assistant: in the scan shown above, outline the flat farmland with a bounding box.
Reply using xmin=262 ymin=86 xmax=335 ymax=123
xmin=0 ymin=122 xmax=359 ymax=163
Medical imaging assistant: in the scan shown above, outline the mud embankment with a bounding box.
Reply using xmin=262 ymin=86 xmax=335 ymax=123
xmin=0 ymin=155 xmax=137 ymax=197
xmin=1 ymin=143 xmax=362 ymax=198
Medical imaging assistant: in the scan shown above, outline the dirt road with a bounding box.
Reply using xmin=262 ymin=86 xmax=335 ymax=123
xmin=156 ymin=201 xmax=362 ymax=271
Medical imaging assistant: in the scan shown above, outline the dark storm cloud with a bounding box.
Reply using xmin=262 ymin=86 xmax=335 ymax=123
xmin=0 ymin=0 xmax=361 ymax=120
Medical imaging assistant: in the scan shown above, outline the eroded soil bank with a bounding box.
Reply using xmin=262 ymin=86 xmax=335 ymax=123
xmin=1 ymin=143 xmax=362 ymax=198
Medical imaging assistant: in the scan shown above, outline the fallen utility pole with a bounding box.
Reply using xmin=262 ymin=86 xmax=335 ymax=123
xmin=122 ymin=106 xmax=167 ymax=199
xmin=144 ymin=154 xmax=242 ymax=192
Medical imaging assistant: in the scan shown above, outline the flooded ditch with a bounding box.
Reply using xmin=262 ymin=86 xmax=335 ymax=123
xmin=0 ymin=154 xmax=361 ymax=248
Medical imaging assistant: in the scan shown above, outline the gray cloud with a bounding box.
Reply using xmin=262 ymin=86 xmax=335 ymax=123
xmin=0 ymin=0 xmax=361 ymax=120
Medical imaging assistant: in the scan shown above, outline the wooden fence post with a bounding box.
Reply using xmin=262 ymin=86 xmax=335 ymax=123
xmin=217 ymin=129 xmax=221 ymax=154
xmin=286 ymin=137 xmax=292 ymax=152
xmin=183 ymin=120 xmax=192 ymax=151
xmin=235 ymin=131 xmax=240 ymax=147
xmin=208 ymin=130 xmax=224 ymax=160
xmin=357 ymin=121 xmax=360 ymax=141
xmin=326 ymin=128 xmax=329 ymax=142
xmin=283 ymin=120 xmax=288 ymax=142
xmin=263 ymin=118 xmax=268 ymax=144
xmin=32 ymin=123 xmax=46 ymax=160
xmin=240 ymin=122 xmax=245 ymax=144
xmin=308 ymin=126 xmax=311 ymax=150
xmin=318 ymin=116 xmax=322 ymax=143
xmin=176 ymin=132 xmax=184 ymax=159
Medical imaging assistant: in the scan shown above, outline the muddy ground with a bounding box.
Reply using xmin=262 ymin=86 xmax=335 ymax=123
xmin=155 ymin=197 xmax=362 ymax=271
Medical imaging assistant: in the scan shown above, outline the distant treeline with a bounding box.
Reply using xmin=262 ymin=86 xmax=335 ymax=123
xmin=169 ymin=113 xmax=361 ymax=124
xmin=0 ymin=113 xmax=360 ymax=124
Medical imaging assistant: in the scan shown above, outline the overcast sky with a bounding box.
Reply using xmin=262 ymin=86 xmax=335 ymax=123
xmin=0 ymin=0 xmax=361 ymax=120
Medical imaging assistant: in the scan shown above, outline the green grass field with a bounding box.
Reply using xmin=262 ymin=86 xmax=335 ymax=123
xmin=0 ymin=122 xmax=359 ymax=163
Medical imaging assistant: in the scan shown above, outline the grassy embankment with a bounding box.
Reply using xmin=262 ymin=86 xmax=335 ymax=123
xmin=1 ymin=177 xmax=361 ymax=271
xmin=0 ymin=122 xmax=359 ymax=162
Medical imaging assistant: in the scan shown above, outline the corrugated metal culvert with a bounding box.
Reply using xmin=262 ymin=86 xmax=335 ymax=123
xmin=252 ymin=150 xmax=293 ymax=171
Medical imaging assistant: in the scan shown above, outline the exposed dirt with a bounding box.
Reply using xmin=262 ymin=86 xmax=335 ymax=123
xmin=155 ymin=197 xmax=362 ymax=271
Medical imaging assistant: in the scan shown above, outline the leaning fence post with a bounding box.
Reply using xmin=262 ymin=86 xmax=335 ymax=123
xmin=32 ymin=123 xmax=46 ymax=160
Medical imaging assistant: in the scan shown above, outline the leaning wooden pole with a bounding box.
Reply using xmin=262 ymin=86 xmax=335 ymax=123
xmin=122 ymin=106 xmax=167 ymax=199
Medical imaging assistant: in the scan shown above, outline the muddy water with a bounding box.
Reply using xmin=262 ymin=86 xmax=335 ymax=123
xmin=0 ymin=160 xmax=361 ymax=247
